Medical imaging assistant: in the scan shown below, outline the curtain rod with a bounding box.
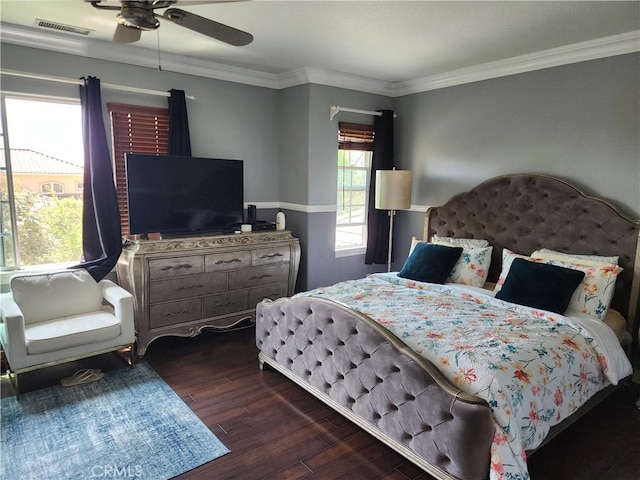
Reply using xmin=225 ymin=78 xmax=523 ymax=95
xmin=1 ymin=69 xmax=196 ymax=100
xmin=329 ymin=104 xmax=396 ymax=121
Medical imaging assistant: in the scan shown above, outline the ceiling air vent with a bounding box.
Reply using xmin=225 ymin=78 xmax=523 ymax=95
xmin=34 ymin=19 xmax=94 ymax=36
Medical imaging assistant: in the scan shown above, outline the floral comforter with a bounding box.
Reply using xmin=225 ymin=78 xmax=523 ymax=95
xmin=296 ymin=274 xmax=631 ymax=480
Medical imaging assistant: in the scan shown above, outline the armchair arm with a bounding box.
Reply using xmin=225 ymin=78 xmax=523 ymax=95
xmin=100 ymin=280 xmax=136 ymax=344
xmin=0 ymin=293 xmax=27 ymax=358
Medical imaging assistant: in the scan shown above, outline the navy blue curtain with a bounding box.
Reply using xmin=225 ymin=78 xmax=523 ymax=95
xmin=74 ymin=76 xmax=122 ymax=281
xmin=168 ymin=89 xmax=192 ymax=156
xmin=364 ymin=110 xmax=395 ymax=265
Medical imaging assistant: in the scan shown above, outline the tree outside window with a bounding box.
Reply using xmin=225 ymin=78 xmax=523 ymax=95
xmin=1 ymin=97 xmax=83 ymax=268
xmin=336 ymin=123 xmax=374 ymax=252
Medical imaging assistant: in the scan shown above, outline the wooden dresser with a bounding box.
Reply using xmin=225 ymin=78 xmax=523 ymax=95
xmin=117 ymin=231 xmax=300 ymax=356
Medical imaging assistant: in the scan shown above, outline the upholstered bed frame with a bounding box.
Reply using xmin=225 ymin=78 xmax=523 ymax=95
xmin=426 ymin=174 xmax=640 ymax=337
xmin=256 ymin=174 xmax=640 ymax=480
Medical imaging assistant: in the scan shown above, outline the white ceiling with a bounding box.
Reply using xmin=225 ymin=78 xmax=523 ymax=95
xmin=1 ymin=1 xmax=639 ymax=90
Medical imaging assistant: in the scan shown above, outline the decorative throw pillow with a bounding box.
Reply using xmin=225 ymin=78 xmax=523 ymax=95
xmin=444 ymin=246 xmax=493 ymax=287
xmin=410 ymin=238 xmax=492 ymax=287
xmin=495 ymin=248 xmax=623 ymax=320
xmin=495 ymin=258 xmax=585 ymax=314
xmin=398 ymin=243 xmax=463 ymax=284
xmin=494 ymin=249 xmax=532 ymax=293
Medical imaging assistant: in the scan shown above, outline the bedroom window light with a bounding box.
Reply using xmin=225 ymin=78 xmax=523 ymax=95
xmin=336 ymin=122 xmax=374 ymax=255
xmin=1 ymin=95 xmax=83 ymax=271
xmin=108 ymin=102 xmax=169 ymax=236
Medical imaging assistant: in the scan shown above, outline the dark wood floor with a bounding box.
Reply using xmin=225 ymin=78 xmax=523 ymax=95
xmin=4 ymin=328 xmax=640 ymax=480
xmin=143 ymin=328 xmax=640 ymax=480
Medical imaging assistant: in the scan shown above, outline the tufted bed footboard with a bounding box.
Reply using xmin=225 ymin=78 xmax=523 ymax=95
xmin=256 ymin=296 xmax=495 ymax=480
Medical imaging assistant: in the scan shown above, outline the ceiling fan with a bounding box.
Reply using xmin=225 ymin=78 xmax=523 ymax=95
xmin=87 ymin=0 xmax=253 ymax=46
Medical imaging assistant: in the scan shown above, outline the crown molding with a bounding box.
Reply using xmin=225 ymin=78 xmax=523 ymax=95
xmin=393 ymin=30 xmax=640 ymax=97
xmin=1 ymin=23 xmax=638 ymax=97
xmin=276 ymin=67 xmax=395 ymax=97
xmin=0 ymin=23 xmax=281 ymax=89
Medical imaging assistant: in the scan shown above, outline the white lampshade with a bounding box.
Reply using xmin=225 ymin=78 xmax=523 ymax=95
xmin=375 ymin=170 xmax=412 ymax=210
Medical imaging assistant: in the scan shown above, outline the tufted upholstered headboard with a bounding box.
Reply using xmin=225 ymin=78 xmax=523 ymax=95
xmin=425 ymin=174 xmax=640 ymax=338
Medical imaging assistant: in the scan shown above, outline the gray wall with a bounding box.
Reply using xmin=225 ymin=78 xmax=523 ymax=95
xmin=283 ymin=84 xmax=394 ymax=290
xmin=0 ymin=44 xmax=281 ymax=204
xmin=2 ymin=42 xmax=638 ymax=289
xmin=392 ymin=53 xmax=640 ymax=268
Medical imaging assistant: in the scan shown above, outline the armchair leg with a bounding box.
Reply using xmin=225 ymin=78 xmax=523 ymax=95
xmin=6 ymin=368 xmax=19 ymax=396
xmin=116 ymin=344 xmax=135 ymax=367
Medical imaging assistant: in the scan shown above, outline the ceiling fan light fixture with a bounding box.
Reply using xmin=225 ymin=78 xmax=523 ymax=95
xmin=116 ymin=7 xmax=160 ymax=30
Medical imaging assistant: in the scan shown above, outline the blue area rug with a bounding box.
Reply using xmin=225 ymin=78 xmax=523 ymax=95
xmin=1 ymin=363 xmax=229 ymax=480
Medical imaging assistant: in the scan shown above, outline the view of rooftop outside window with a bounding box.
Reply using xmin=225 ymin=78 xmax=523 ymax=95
xmin=1 ymin=97 xmax=84 ymax=269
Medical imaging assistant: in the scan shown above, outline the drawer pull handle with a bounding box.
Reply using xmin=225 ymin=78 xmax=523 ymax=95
xmin=215 ymin=258 xmax=241 ymax=265
xmin=250 ymin=274 xmax=272 ymax=280
xmin=260 ymin=253 xmax=283 ymax=259
xmin=214 ymin=301 xmax=239 ymax=308
xmin=160 ymin=263 xmax=193 ymax=271
xmin=178 ymin=284 xmax=203 ymax=291
xmin=163 ymin=309 xmax=190 ymax=317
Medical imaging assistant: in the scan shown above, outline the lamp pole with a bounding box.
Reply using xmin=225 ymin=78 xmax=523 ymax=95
xmin=387 ymin=209 xmax=395 ymax=272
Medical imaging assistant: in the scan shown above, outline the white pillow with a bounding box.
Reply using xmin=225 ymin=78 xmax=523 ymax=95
xmin=11 ymin=269 xmax=102 ymax=325
xmin=411 ymin=237 xmax=492 ymax=287
xmin=446 ymin=245 xmax=493 ymax=287
xmin=432 ymin=234 xmax=490 ymax=248
xmin=531 ymin=248 xmax=619 ymax=266
xmin=494 ymin=248 xmax=623 ymax=320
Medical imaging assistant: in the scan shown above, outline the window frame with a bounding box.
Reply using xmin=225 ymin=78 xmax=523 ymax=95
xmin=40 ymin=181 xmax=64 ymax=195
xmin=0 ymin=94 xmax=83 ymax=271
xmin=335 ymin=122 xmax=374 ymax=257
xmin=0 ymin=96 xmax=19 ymax=270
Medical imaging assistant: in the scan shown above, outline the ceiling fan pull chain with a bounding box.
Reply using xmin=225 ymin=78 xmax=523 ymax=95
xmin=157 ymin=29 xmax=162 ymax=72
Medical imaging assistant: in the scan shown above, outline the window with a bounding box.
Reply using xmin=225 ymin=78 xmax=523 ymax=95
xmin=108 ymin=103 xmax=169 ymax=236
xmin=40 ymin=182 xmax=64 ymax=195
xmin=335 ymin=122 xmax=374 ymax=253
xmin=1 ymin=96 xmax=83 ymax=269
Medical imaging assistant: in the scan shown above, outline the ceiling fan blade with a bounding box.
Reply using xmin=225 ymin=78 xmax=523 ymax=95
xmin=162 ymin=8 xmax=253 ymax=46
xmin=113 ymin=23 xmax=142 ymax=43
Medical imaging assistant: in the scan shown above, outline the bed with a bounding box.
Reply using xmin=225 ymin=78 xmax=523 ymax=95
xmin=255 ymin=174 xmax=639 ymax=480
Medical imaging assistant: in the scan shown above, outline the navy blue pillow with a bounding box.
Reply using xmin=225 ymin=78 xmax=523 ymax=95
xmin=495 ymin=258 xmax=585 ymax=314
xmin=398 ymin=243 xmax=463 ymax=284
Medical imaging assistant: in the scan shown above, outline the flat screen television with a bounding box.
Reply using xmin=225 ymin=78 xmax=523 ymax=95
xmin=126 ymin=154 xmax=244 ymax=235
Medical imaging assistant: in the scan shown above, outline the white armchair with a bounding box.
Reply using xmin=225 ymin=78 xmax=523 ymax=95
xmin=0 ymin=269 xmax=135 ymax=392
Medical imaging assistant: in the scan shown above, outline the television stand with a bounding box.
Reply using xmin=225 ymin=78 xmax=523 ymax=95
xmin=117 ymin=230 xmax=300 ymax=357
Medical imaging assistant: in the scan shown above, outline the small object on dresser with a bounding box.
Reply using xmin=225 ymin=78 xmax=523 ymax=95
xmin=241 ymin=224 xmax=252 ymax=233
xmin=247 ymin=204 xmax=257 ymax=224
xmin=276 ymin=209 xmax=286 ymax=231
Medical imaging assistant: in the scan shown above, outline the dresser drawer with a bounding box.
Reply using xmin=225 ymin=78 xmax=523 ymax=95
xmin=250 ymin=282 xmax=289 ymax=308
xmin=149 ymin=298 xmax=201 ymax=329
xmin=205 ymin=250 xmax=251 ymax=272
xmin=252 ymin=246 xmax=290 ymax=266
xmin=148 ymin=256 xmax=204 ymax=280
xmin=203 ymin=290 xmax=249 ymax=317
xmin=228 ymin=264 xmax=289 ymax=290
xmin=149 ymin=272 xmax=227 ymax=303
